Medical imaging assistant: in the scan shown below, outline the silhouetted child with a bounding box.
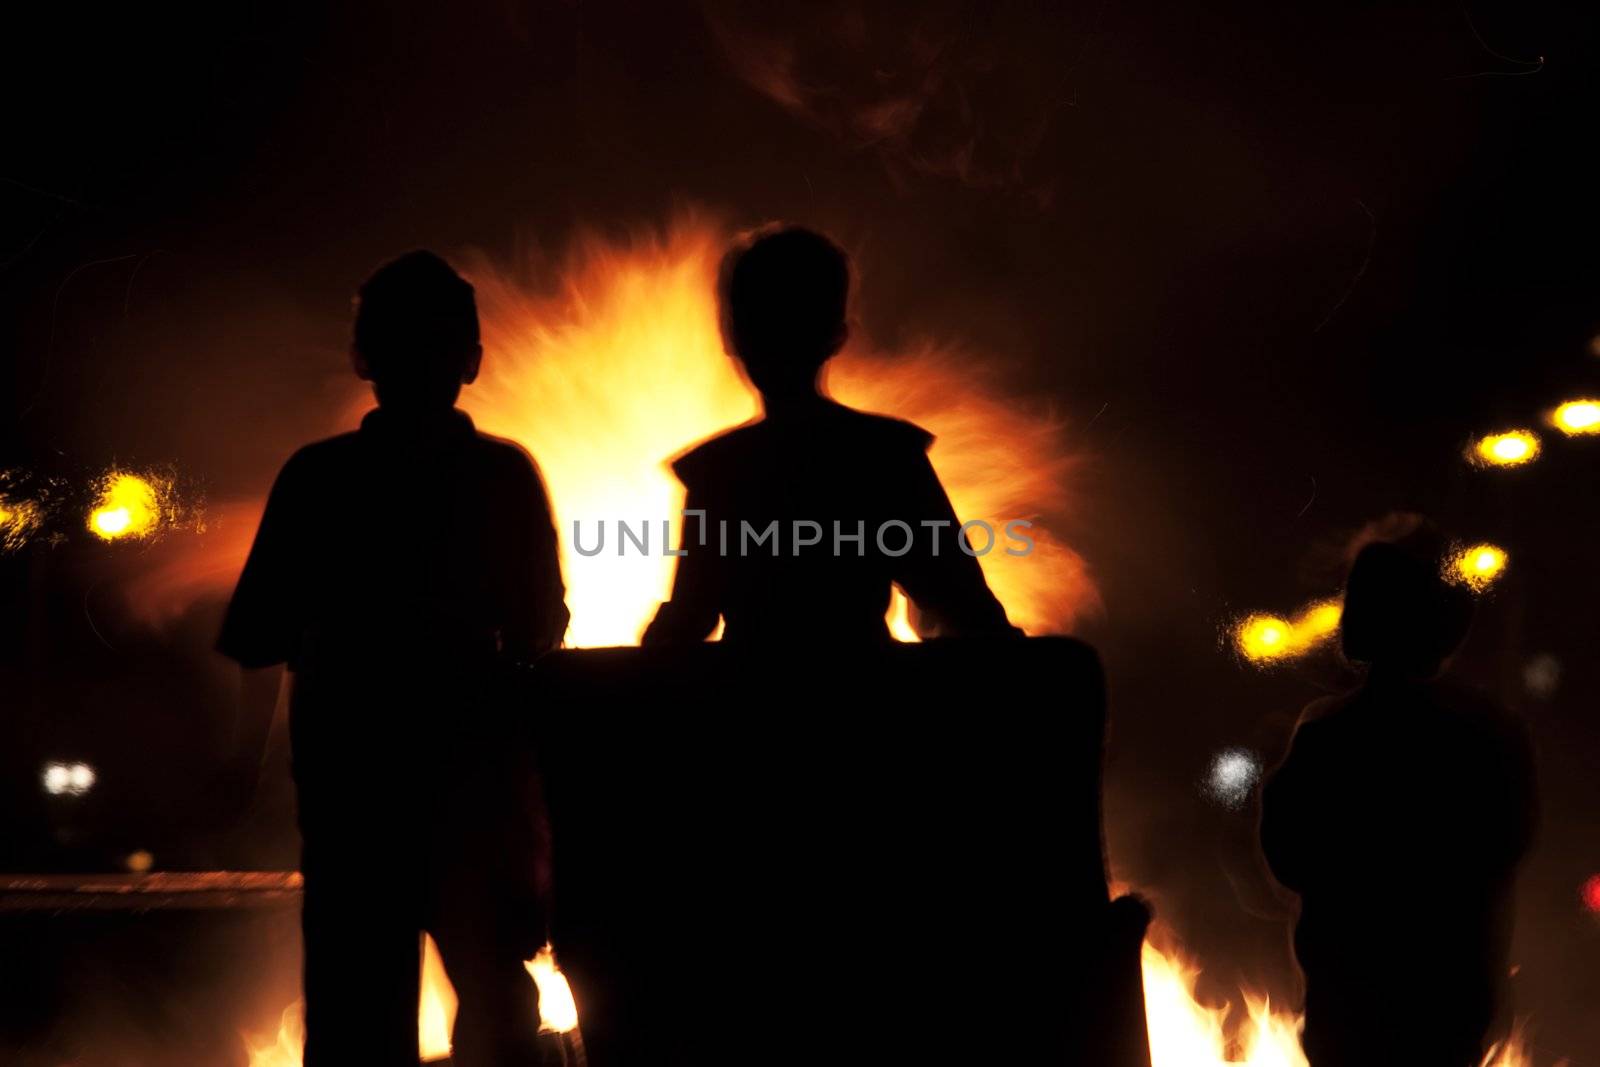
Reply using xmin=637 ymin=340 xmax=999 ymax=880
xmin=218 ymin=251 xmax=568 ymax=1066
xmin=643 ymin=225 xmax=1017 ymax=645
xmin=1261 ymin=529 xmax=1536 ymax=1067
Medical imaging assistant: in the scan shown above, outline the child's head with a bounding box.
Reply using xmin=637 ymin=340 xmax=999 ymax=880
xmin=352 ymin=251 xmax=481 ymax=411
xmin=717 ymin=226 xmax=850 ymax=400
xmin=1341 ymin=527 xmax=1474 ymax=677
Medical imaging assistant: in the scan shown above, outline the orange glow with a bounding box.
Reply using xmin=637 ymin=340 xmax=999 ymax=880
xmin=454 ymin=220 xmax=1096 ymax=644
xmin=138 ymin=219 xmax=1096 ymax=639
xmin=1470 ymin=430 xmax=1540 ymax=468
xmin=1550 ymin=399 xmax=1600 ymax=436
xmin=243 ymin=1001 xmax=305 ymax=1067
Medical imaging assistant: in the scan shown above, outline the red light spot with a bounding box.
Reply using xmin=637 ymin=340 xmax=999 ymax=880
xmin=1583 ymin=875 xmax=1600 ymax=914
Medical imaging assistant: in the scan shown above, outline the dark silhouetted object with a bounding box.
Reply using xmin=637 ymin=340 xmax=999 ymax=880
xmin=528 ymin=638 xmax=1146 ymax=1065
xmin=643 ymin=226 xmax=1017 ymax=644
xmin=218 ymin=250 xmax=568 ymax=1066
xmin=1261 ymin=532 xmax=1536 ymax=1067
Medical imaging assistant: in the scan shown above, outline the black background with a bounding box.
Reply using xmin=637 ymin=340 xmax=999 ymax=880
xmin=3 ymin=1 xmax=1598 ymax=1061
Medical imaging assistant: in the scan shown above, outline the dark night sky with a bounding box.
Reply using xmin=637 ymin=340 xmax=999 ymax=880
xmin=4 ymin=0 xmax=1600 ymax=1058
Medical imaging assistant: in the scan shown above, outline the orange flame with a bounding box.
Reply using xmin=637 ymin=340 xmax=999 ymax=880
xmin=1142 ymin=935 xmax=1307 ymax=1067
xmin=245 ymin=936 xmax=579 ymax=1066
xmin=456 ymin=218 xmax=1096 ymax=644
xmin=525 ymin=944 xmax=581 ymax=1034
xmin=1140 ymin=930 xmax=1544 ymax=1067
xmin=131 ymin=218 xmax=1096 ymax=640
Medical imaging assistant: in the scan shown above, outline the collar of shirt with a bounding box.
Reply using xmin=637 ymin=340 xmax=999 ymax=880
xmin=358 ymin=406 xmax=476 ymax=442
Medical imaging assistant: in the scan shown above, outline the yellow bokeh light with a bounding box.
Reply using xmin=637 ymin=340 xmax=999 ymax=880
xmin=1551 ymin=399 xmax=1600 ymax=436
xmin=1470 ymin=430 xmax=1540 ymax=468
xmin=1293 ymin=598 xmax=1342 ymax=641
xmin=1448 ymin=542 xmax=1508 ymax=593
xmin=1233 ymin=597 xmax=1344 ymax=666
xmin=1235 ymin=614 xmax=1294 ymax=663
xmin=88 ymin=471 xmax=163 ymax=541
xmin=0 ymin=494 xmax=43 ymax=551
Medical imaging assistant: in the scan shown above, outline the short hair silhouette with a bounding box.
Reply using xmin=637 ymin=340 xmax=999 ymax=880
xmin=1341 ymin=532 xmax=1473 ymax=675
xmin=352 ymin=250 xmax=481 ymax=409
xmin=717 ymin=226 xmax=850 ymax=398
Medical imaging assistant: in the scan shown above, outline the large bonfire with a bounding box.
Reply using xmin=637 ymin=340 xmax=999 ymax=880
xmin=236 ymin=219 xmax=1537 ymax=1065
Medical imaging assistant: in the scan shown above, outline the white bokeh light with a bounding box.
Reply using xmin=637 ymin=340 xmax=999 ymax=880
xmin=1202 ymin=747 xmax=1262 ymax=811
xmin=42 ymin=761 xmax=96 ymax=797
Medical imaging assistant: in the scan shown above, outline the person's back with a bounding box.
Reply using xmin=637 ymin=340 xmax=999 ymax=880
xmin=1261 ymin=533 xmax=1535 ymax=1067
xmin=644 ymin=226 xmax=1015 ymax=645
xmin=228 ymin=408 xmax=566 ymax=782
xmin=217 ymin=250 xmax=567 ymax=1067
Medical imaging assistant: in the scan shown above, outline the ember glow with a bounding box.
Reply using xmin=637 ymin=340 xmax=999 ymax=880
xmin=1470 ymin=430 xmax=1541 ymax=468
xmin=88 ymin=470 xmax=167 ymax=541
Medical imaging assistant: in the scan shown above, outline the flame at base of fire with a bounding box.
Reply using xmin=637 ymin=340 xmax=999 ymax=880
xmin=1142 ymin=938 xmax=1308 ymax=1067
xmin=245 ymin=936 xmax=579 ymax=1066
xmin=1140 ymin=933 xmax=1543 ymax=1067
xmin=526 ymin=944 xmax=581 ymax=1033
xmin=419 ymin=933 xmax=458 ymax=1061
xmin=243 ymin=1000 xmax=305 ymax=1067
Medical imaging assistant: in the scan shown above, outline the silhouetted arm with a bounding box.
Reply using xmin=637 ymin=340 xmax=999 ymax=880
xmin=214 ymin=460 xmax=301 ymax=813
xmin=1494 ymin=713 xmax=1539 ymax=872
xmin=503 ymin=457 xmax=570 ymax=660
xmin=1260 ymin=716 xmax=1324 ymax=894
xmin=642 ymin=486 xmax=721 ymax=644
xmin=217 ymin=458 xmax=304 ymax=669
xmin=892 ymin=450 xmax=1019 ymax=638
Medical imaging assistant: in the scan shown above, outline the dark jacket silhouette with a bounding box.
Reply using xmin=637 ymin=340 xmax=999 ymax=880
xmin=643 ymin=225 xmax=1015 ymax=645
xmin=218 ymin=251 xmax=567 ymax=1067
xmin=1260 ymin=537 xmax=1536 ymax=1067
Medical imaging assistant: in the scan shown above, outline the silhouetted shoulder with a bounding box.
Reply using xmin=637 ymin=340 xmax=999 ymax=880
xmin=843 ymin=409 xmax=935 ymax=453
xmin=670 ymin=406 xmax=933 ymax=488
xmin=272 ymin=431 xmax=364 ymax=490
xmin=289 ymin=430 xmax=363 ymax=467
xmin=470 ymin=429 xmax=548 ymax=487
